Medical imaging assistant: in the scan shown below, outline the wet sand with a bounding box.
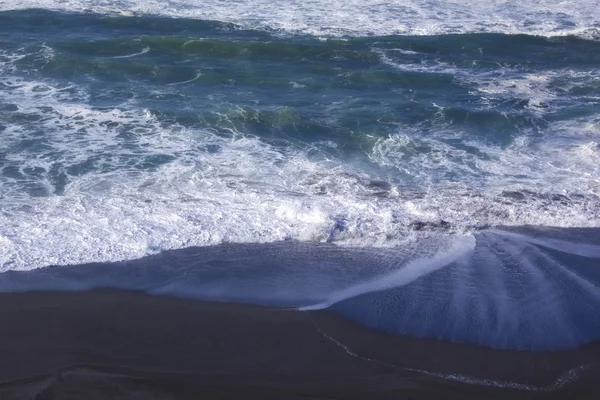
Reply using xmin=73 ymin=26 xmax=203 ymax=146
xmin=0 ymin=289 xmax=598 ymax=399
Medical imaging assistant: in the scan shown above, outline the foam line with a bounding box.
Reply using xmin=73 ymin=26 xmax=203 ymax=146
xmin=167 ymin=72 xmax=203 ymax=86
xmin=2 ymin=1 xmax=599 ymax=39
xmin=299 ymin=234 xmax=476 ymax=310
xmin=111 ymin=46 xmax=150 ymax=58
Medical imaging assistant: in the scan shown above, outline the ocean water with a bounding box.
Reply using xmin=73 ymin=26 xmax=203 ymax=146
xmin=1 ymin=1 xmax=600 ymax=352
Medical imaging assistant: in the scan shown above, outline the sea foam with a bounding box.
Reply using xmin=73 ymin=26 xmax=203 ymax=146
xmin=1 ymin=0 xmax=599 ymax=39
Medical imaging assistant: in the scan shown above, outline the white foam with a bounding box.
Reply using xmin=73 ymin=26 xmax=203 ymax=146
xmin=1 ymin=0 xmax=599 ymax=38
xmin=300 ymin=234 xmax=475 ymax=310
xmin=370 ymin=121 xmax=600 ymax=197
xmin=404 ymin=365 xmax=589 ymax=391
xmin=111 ymin=46 xmax=150 ymax=59
xmin=375 ymin=48 xmax=564 ymax=113
xmin=367 ymin=55 xmax=600 ymax=198
xmin=167 ymin=71 xmax=202 ymax=86
xmin=0 ymin=45 xmax=599 ymax=271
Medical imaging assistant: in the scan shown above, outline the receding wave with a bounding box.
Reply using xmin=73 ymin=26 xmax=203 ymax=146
xmin=327 ymin=228 xmax=600 ymax=351
xmin=1 ymin=227 xmax=599 ymax=351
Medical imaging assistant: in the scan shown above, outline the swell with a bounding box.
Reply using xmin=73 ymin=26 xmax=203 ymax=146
xmin=1 ymin=1 xmax=600 ymax=39
xmin=2 ymin=10 xmax=599 ymax=53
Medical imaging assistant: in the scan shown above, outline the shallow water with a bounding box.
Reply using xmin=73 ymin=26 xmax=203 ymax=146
xmin=1 ymin=227 xmax=599 ymax=351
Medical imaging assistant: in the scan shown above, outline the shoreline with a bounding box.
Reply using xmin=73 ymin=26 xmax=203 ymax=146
xmin=1 ymin=289 xmax=598 ymax=399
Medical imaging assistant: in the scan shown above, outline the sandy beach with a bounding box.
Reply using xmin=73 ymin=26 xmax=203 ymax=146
xmin=0 ymin=289 xmax=598 ymax=399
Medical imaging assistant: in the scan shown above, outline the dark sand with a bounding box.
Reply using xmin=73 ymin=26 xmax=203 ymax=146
xmin=0 ymin=290 xmax=598 ymax=399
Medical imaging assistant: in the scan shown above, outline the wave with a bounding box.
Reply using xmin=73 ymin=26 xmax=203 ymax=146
xmin=0 ymin=10 xmax=597 ymax=272
xmin=1 ymin=227 xmax=599 ymax=351
xmin=110 ymin=46 xmax=150 ymax=59
xmin=1 ymin=38 xmax=599 ymax=269
xmin=1 ymin=1 xmax=599 ymax=39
